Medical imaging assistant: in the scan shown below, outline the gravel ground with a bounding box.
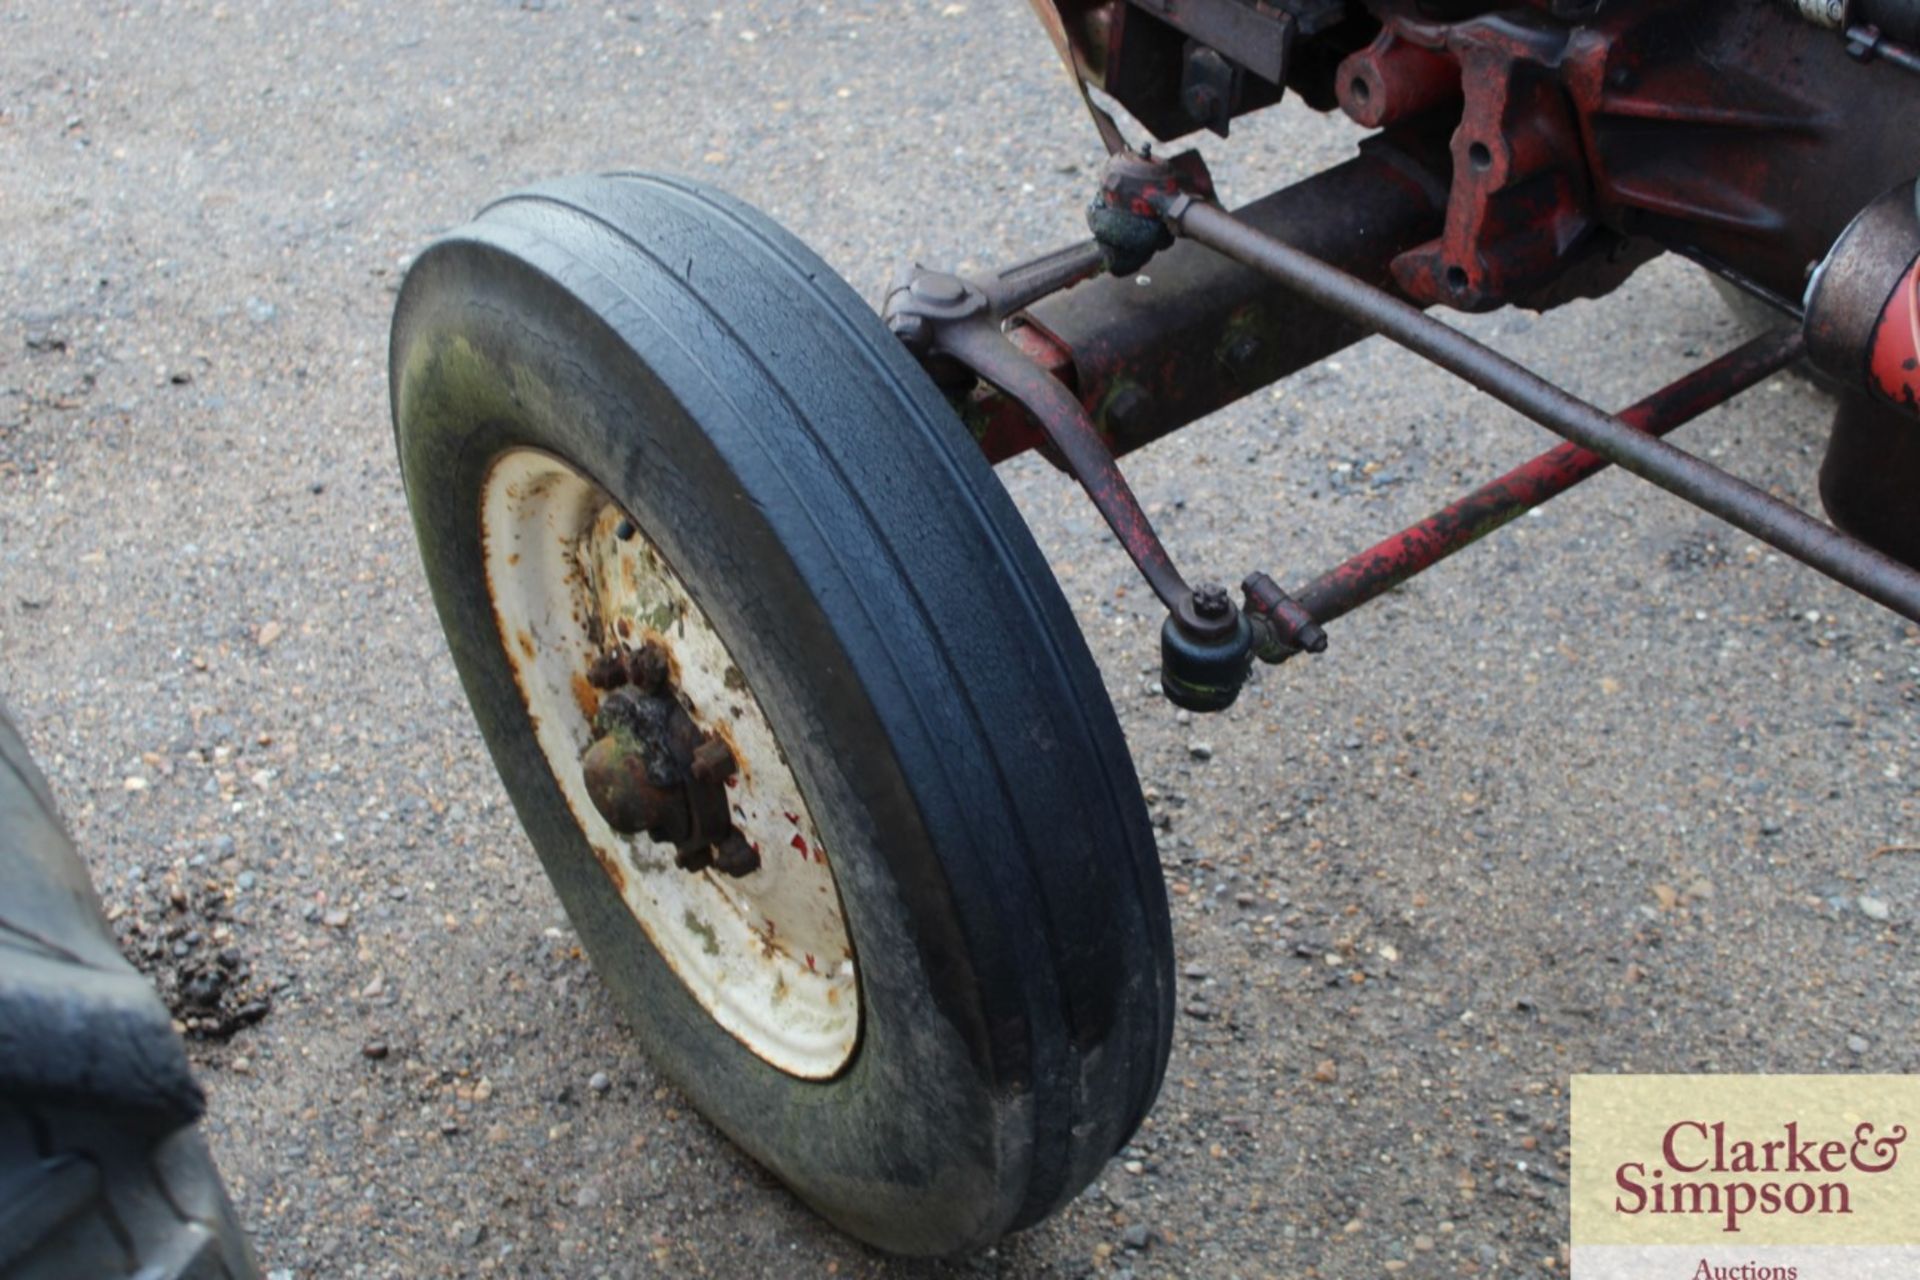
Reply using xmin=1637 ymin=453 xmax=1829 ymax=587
xmin=2 ymin=4 xmax=1916 ymax=1278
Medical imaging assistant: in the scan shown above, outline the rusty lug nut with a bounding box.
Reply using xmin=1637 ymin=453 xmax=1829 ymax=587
xmin=690 ymin=735 xmax=737 ymax=784
xmin=711 ymin=831 xmax=761 ymax=877
xmin=1192 ymin=582 xmax=1232 ymax=620
xmin=581 ymin=734 xmax=680 ymax=835
xmin=675 ymin=843 xmax=715 ymax=873
xmin=624 ymin=642 xmax=669 ymax=693
xmin=585 ymin=653 xmax=630 ymax=690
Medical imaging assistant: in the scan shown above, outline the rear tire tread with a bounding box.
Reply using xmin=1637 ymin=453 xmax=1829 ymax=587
xmin=0 ymin=709 xmax=259 ymax=1280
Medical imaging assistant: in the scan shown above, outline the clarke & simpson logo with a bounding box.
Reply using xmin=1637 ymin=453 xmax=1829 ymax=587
xmin=1571 ymin=1076 xmax=1920 ymax=1280
xmin=1612 ymin=1118 xmax=1907 ymax=1233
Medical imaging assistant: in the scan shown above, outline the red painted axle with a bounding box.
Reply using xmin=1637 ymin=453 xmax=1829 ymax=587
xmin=1293 ymin=328 xmax=1806 ymax=626
xmin=969 ymin=137 xmax=1450 ymax=464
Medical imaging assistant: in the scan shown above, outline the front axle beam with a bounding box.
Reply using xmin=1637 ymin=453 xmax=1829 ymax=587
xmin=969 ymin=133 xmax=1451 ymax=463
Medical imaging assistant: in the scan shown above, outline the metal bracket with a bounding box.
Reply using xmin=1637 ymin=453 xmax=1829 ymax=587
xmin=1242 ymin=573 xmax=1328 ymax=663
xmin=1130 ymin=0 xmax=1297 ymax=83
xmin=1181 ymin=43 xmax=1241 ymax=137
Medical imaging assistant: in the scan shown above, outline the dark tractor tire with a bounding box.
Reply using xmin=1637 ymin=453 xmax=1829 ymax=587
xmin=390 ymin=173 xmax=1174 ymax=1255
xmin=0 ymin=708 xmax=259 ymax=1280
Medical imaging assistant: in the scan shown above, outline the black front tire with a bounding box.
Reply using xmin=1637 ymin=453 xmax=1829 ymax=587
xmin=390 ymin=174 xmax=1174 ymax=1254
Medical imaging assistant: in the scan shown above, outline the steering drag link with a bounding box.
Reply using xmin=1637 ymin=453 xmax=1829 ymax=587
xmin=884 ymin=258 xmax=1319 ymax=712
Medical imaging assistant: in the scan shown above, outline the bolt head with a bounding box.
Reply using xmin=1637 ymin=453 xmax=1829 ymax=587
xmin=586 ymin=653 xmax=629 ymax=690
xmin=711 ymin=831 xmax=761 ymax=878
xmin=1223 ymin=334 xmax=1262 ymax=374
xmin=624 ymin=642 xmax=669 ymax=693
xmin=887 ymin=310 xmax=931 ymax=350
xmin=690 ymin=735 xmax=737 ymax=784
xmin=1183 ymin=84 xmax=1220 ymax=120
xmin=1107 ymin=386 xmax=1151 ymax=432
xmin=1192 ymin=583 xmax=1231 ymax=619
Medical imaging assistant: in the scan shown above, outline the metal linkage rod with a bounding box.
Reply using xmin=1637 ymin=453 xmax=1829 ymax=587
xmin=1160 ymin=193 xmax=1920 ymax=624
xmin=1296 ymin=327 xmax=1806 ymax=625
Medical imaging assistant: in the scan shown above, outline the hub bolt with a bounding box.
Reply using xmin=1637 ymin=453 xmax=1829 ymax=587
xmin=690 ymin=736 xmax=737 ymax=784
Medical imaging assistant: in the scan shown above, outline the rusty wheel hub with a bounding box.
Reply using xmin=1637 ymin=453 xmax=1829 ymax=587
xmin=482 ymin=448 xmax=858 ymax=1078
xmin=579 ymin=641 xmax=759 ymax=877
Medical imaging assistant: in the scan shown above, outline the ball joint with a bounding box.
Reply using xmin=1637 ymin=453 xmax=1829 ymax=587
xmin=1159 ymin=583 xmax=1254 ymax=712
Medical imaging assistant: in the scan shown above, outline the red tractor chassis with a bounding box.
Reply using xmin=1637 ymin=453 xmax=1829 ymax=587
xmin=888 ymin=0 xmax=1920 ymax=709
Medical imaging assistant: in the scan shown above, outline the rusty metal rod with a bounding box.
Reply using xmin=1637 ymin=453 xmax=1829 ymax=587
xmin=1296 ymin=327 xmax=1806 ymax=625
xmin=938 ymin=314 xmax=1196 ymax=615
xmin=1161 ymin=194 xmax=1920 ymax=624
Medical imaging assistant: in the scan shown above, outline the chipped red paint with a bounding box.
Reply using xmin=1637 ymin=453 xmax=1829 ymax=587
xmin=967 ymin=0 xmax=1920 ymax=483
xmin=916 ymin=0 xmax=1920 ymax=630
xmin=790 ymin=833 xmax=810 ymax=858
xmin=1868 ymin=256 xmax=1920 ymax=414
xmin=1321 ymin=0 xmax=1920 ymax=312
xmin=1098 ymin=148 xmax=1215 ymax=220
xmin=1336 ymin=30 xmax=1460 ymax=131
xmin=971 ymin=323 xmax=1072 ymax=463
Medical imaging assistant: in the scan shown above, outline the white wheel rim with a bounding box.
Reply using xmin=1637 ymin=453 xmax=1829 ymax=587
xmin=481 ymin=449 xmax=859 ymax=1079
